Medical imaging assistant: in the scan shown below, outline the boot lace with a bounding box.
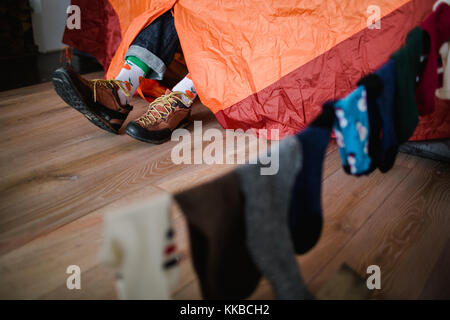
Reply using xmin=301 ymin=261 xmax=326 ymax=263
xmin=138 ymin=91 xmax=189 ymax=126
xmin=90 ymin=79 xmax=130 ymax=102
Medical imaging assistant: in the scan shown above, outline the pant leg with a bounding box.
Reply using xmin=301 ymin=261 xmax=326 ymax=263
xmin=125 ymin=11 xmax=180 ymax=80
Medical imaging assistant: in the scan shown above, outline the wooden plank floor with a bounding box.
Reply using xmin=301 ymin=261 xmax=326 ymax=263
xmin=0 ymin=75 xmax=449 ymax=300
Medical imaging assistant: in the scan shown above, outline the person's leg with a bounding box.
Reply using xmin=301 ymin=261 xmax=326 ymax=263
xmin=115 ymin=57 xmax=149 ymax=105
xmin=172 ymin=73 xmax=197 ymax=104
xmin=121 ymin=13 xmax=201 ymax=144
xmin=52 ymin=66 xmax=133 ymax=135
xmin=127 ymin=11 xmax=180 ymax=81
xmin=52 ymin=10 xmax=181 ymax=135
xmin=116 ymin=11 xmax=180 ymax=105
xmin=124 ymin=82 xmax=195 ymax=144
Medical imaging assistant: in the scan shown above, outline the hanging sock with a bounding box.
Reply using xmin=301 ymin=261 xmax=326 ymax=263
xmin=236 ymin=136 xmax=313 ymax=300
xmin=115 ymin=56 xmax=150 ymax=105
xmin=390 ymin=27 xmax=423 ymax=143
xmin=374 ymin=59 xmax=399 ymax=172
xmin=172 ymin=73 xmax=197 ymax=105
xmin=99 ymin=193 xmax=179 ymax=300
xmin=416 ymin=2 xmax=450 ymax=115
xmin=333 ymin=86 xmax=372 ymax=176
xmin=357 ymin=73 xmax=383 ymax=175
xmin=174 ymin=172 xmax=261 ymax=300
xmin=289 ymin=103 xmax=333 ymax=254
xmin=436 ymin=42 xmax=450 ymax=100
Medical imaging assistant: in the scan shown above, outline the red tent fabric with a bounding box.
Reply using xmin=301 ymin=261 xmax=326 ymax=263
xmin=63 ymin=0 xmax=122 ymax=71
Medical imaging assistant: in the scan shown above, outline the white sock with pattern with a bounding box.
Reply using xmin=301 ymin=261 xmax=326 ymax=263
xmin=172 ymin=74 xmax=197 ymax=106
xmin=115 ymin=58 xmax=147 ymax=105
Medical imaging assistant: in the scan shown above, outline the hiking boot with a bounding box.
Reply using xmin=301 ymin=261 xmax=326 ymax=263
xmin=52 ymin=67 xmax=133 ymax=134
xmin=125 ymin=90 xmax=192 ymax=144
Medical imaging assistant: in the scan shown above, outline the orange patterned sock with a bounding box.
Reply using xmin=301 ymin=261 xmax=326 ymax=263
xmin=172 ymin=73 xmax=197 ymax=106
xmin=115 ymin=58 xmax=147 ymax=105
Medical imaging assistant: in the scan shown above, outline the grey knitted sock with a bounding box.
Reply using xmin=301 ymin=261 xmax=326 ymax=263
xmin=236 ymin=136 xmax=312 ymax=300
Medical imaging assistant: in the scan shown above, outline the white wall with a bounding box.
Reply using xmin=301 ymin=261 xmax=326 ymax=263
xmin=29 ymin=0 xmax=70 ymax=53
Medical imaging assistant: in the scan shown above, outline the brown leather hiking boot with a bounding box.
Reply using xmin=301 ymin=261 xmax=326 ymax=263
xmin=52 ymin=67 xmax=133 ymax=134
xmin=125 ymin=90 xmax=192 ymax=144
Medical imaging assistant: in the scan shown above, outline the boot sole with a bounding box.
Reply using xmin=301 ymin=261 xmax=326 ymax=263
xmin=52 ymin=68 xmax=119 ymax=134
xmin=125 ymin=118 xmax=191 ymax=145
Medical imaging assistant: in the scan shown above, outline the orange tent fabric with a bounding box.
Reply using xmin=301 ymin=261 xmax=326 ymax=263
xmin=106 ymin=0 xmax=177 ymax=79
xmin=172 ymin=0 xmax=449 ymax=140
xmin=174 ymin=0 xmax=410 ymax=114
xmin=67 ymin=0 xmax=449 ymax=141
